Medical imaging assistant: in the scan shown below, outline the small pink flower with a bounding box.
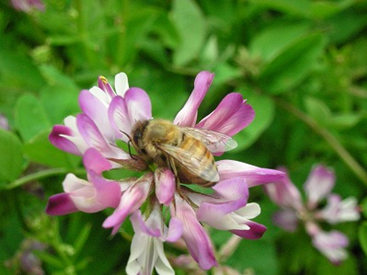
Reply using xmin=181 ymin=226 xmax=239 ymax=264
xmin=0 ymin=114 xmax=9 ymax=130
xmin=265 ymin=164 xmax=360 ymax=263
xmin=11 ymin=0 xmax=44 ymax=12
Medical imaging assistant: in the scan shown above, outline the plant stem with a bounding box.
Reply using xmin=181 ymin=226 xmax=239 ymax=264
xmin=5 ymin=168 xmax=86 ymax=190
xmin=277 ymin=99 xmax=367 ymax=186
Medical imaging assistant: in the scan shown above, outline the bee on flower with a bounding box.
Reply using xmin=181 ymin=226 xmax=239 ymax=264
xmin=46 ymin=71 xmax=285 ymax=274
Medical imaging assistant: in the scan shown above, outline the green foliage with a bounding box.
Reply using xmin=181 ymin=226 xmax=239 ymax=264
xmin=171 ymin=0 xmax=206 ymax=66
xmin=360 ymin=222 xmax=367 ymax=257
xmin=0 ymin=130 xmax=25 ymax=182
xmin=0 ymin=0 xmax=366 ymax=274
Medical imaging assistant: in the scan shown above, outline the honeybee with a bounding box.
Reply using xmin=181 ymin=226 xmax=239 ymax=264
xmin=130 ymin=119 xmax=237 ymax=186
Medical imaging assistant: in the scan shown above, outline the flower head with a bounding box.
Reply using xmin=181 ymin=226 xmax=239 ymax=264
xmin=265 ymin=164 xmax=360 ymax=263
xmin=47 ymin=71 xmax=285 ymax=272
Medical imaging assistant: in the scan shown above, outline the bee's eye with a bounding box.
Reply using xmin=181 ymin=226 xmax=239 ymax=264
xmin=134 ymin=131 xmax=141 ymax=146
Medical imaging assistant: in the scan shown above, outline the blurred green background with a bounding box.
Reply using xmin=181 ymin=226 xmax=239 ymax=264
xmin=0 ymin=0 xmax=367 ymax=274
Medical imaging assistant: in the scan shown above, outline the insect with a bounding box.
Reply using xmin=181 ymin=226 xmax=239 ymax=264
xmin=130 ymin=119 xmax=237 ymax=186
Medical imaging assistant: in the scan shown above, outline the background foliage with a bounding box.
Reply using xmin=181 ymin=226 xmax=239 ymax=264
xmin=0 ymin=0 xmax=367 ymax=274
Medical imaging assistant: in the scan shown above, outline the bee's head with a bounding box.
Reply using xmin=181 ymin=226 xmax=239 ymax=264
xmin=131 ymin=120 xmax=149 ymax=150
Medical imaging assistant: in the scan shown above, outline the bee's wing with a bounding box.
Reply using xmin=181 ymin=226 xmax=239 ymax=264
xmin=157 ymin=143 xmax=219 ymax=182
xmin=181 ymin=127 xmax=237 ymax=153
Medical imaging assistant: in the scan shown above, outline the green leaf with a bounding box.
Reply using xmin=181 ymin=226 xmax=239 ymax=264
xmin=35 ymin=250 xmax=65 ymax=269
xmin=360 ymin=222 xmax=367 ymax=257
xmin=39 ymin=65 xmax=79 ymax=90
xmin=249 ymin=21 xmax=311 ymax=62
xmin=259 ymin=33 xmax=326 ymax=94
xmin=171 ymin=0 xmax=207 ymax=66
xmin=310 ymin=0 xmax=354 ymax=19
xmin=129 ymin=62 xmax=187 ymax=121
xmin=212 ymin=62 xmax=242 ymax=87
xmin=314 ymin=250 xmax=358 ymax=275
xmin=327 ymin=113 xmax=363 ymax=130
xmin=23 ymin=130 xmax=80 ymax=169
xmin=48 ymin=35 xmax=80 ymax=46
xmin=200 ymin=35 xmax=218 ymax=65
xmin=140 ymin=38 xmax=169 ymax=66
xmin=304 ymin=96 xmax=331 ymax=125
xmin=117 ymin=8 xmax=158 ymax=66
xmin=233 ymin=91 xmax=275 ymax=151
xmin=226 ymin=239 xmax=278 ymax=275
xmin=73 ymin=224 xmax=92 ymax=258
xmin=153 ymin=11 xmax=180 ymax=49
xmin=38 ymin=65 xmax=80 ymax=124
xmin=326 ymin=8 xmax=367 ymax=45
xmin=285 ymin=124 xmax=308 ymax=163
xmin=0 ymin=129 xmax=24 ymax=182
xmin=15 ymin=94 xmax=51 ymax=142
xmin=0 ymin=47 xmax=45 ymax=91
xmin=250 ymin=0 xmax=312 ymax=17
xmin=361 ymin=197 xmax=367 ymax=218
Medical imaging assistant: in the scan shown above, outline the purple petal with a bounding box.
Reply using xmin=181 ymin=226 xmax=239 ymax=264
xmin=272 ymin=209 xmax=299 ymax=232
xmin=49 ymin=125 xmax=81 ymax=155
xmin=155 ymin=168 xmax=176 ymax=206
xmin=304 ymin=165 xmax=335 ymax=209
xmin=46 ymin=193 xmax=78 ymax=215
xmin=217 ymin=160 xmax=285 ymax=188
xmin=196 ymin=93 xmax=255 ymax=136
xmin=12 ymin=0 xmax=44 ymax=11
xmin=312 ymin=230 xmax=349 ymax=264
xmin=231 ymin=221 xmax=267 ymax=240
xmin=172 ymin=196 xmax=217 ymax=270
xmin=198 ymin=200 xmax=261 ymax=232
xmin=76 ymin=114 xmax=115 ymax=156
xmin=83 ymin=148 xmax=112 ymax=174
xmin=61 ymin=173 xmax=118 ymax=213
xmin=78 ymin=90 xmax=115 ymax=140
xmin=125 ymin=88 xmax=152 ymax=123
xmin=108 ymin=96 xmax=133 ymax=140
xmin=166 ymin=217 xmax=183 ymax=242
xmin=91 ymin=172 xmax=121 ymax=209
xmin=318 ymin=195 xmax=360 ymax=224
xmin=264 ymin=168 xmax=303 ymax=210
xmin=0 ymin=114 xmax=9 ymax=130
xmin=174 ymin=71 xmax=214 ymax=127
xmin=196 ymin=177 xmax=249 ymax=221
xmin=103 ymin=174 xmax=152 ymax=234
xmin=212 ymin=177 xmax=249 ymax=203
xmin=130 ymin=211 xmax=161 ymax=237
xmin=212 ymin=101 xmax=255 ymax=136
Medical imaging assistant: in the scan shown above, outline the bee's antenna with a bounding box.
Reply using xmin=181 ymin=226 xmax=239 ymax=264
xmin=120 ymin=131 xmax=138 ymax=161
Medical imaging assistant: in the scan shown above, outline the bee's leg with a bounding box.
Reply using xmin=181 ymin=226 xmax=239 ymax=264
xmin=167 ymin=157 xmax=197 ymax=208
xmin=167 ymin=156 xmax=181 ymax=190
